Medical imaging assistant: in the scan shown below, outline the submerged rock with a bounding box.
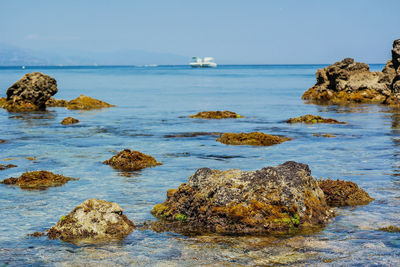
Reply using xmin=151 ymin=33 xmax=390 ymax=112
xmin=286 ymin=114 xmax=345 ymax=124
xmin=45 ymin=97 xmax=68 ymax=107
xmin=318 ymin=179 xmax=374 ymax=207
xmin=378 ymin=225 xmax=400 ymax=233
xmin=216 ymin=132 xmax=291 ymax=146
xmin=47 ymin=199 xmax=135 ymax=242
xmin=0 ymin=139 xmax=4 ymax=144
xmin=4 ymin=72 xmax=58 ymax=111
xmin=61 ymin=117 xmax=79 ymax=125
xmin=66 ymin=94 xmax=115 ymax=110
xmin=302 ymin=40 xmax=400 ymax=106
xmin=0 ymin=164 xmax=17 ymax=170
xmin=1 ymin=170 xmax=78 ymax=190
xmin=313 ymin=133 xmax=336 ymax=138
xmin=103 ymin=149 xmax=162 ymax=171
xmin=151 ymin=161 xmax=333 ymax=235
xmin=190 ymin=111 xmax=243 ymax=119
xmin=164 ymin=132 xmax=222 ymax=138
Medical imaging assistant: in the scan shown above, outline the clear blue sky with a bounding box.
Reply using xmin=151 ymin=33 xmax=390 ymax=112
xmin=1 ymin=0 xmax=399 ymax=64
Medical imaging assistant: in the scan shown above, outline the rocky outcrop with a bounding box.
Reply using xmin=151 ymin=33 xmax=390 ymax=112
xmin=151 ymin=161 xmax=334 ymax=235
xmin=61 ymin=117 xmax=79 ymax=125
xmin=190 ymin=111 xmax=243 ymax=119
xmin=66 ymin=95 xmax=115 ymax=110
xmin=0 ymin=97 xmax=6 ymax=108
xmin=1 ymin=170 xmax=78 ymax=190
xmin=47 ymin=199 xmax=135 ymax=242
xmin=45 ymin=97 xmax=68 ymax=107
xmin=378 ymin=225 xmax=400 ymax=233
xmin=318 ymin=179 xmax=374 ymax=207
xmin=286 ymin=114 xmax=345 ymax=124
xmin=302 ymin=40 xmax=400 ymax=105
xmin=0 ymin=164 xmax=17 ymax=170
xmin=103 ymin=149 xmax=162 ymax=171
xmin=4 ymin=72 xmax=58 ymax=111
xmin=216 ymin=132 xmax=291 ymax=146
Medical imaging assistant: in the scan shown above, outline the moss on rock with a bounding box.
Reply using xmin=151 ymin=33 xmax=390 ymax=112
xmin=0 ymin=164 xmax=17 ymax=170
xmin=216 ymin=132 xmax=291 ymax=146
xmin=190 ymin=111 xmax=242 ymax=119
xmin=46 ymin=97 xmax=68 ymax=107
xmin=61 ymin=117 xmax=79 ymax=125
xmin=103 ymin=149 xmax=162 ymax=171
xmin=286 ymin=114 xmax=345 ymax=124
xmin=66 ymin=94 xmax=115 ymax=110
xmin=378 ymin=225 xmax=400 ymax=233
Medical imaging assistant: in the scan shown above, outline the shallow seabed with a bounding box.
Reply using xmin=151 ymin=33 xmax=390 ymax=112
xmin=0 ymin=65 xmax=399 ymax=266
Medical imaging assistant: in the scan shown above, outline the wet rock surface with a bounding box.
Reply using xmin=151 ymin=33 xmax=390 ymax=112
xmin=313 ymin=133 xmax=336 ymax=138
xmin=318 ymin=179 xmax=374 ymax=207
xmin=190 ymin=111 xmax=242 ymax=119
xmin=0 ymin=164 xmax=17 ymax=170
xmin=1 ymin=170 xmax=78 ymax=190
xmin=66 ymin=95 xmax=115 ymax=110
xmin=151 ymin=161 xmax=333 ymax=235
xmin=103 ymin=149 xmax=162 ymax=171
xmin=45 ymin=97 xmax=68 ymax=107
xmin=286 ymin=114 xmax=345 ymax=124
xmin=302 ymin=40 xmax=400 ymax=106
xmin=378 ymin=225 xmax=400 ymax=233
xmin=0 ymin=97 xmax=6 ymax=108
xmin=61 ymin=117 xmax=79 ymax=125
xmin=216 ymin=132 xmax=291 ymax=146
xmin=4 ymin=72 xmax=58 ymax=111
xmin=47 ymin=199 xmax=135 ymax=242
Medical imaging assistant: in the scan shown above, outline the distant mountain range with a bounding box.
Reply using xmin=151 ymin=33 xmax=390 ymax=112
xmin=0 ymin=44 xmax=188 ymax=66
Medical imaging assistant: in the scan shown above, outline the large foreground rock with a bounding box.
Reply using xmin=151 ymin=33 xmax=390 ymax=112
xmin=302 ymin=39 xmax=400 ymax=105
xmin=4 ymin=72 xmax=57 ymax=111
xmin=47 ymin=199 xmax=135 ymax=242
xmin=1 ymin=171 xmax=77 ymax=190
xmin=151 ymin=161 xmax=333 ymax=235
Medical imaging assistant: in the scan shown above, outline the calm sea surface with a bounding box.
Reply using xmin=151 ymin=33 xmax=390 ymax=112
xmin=0 ymin=65 xmax=399 ymax=266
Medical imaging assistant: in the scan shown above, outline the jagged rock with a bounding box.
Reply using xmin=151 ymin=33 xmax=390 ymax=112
xmin=1 ymin=170 xmax=78 ymax=190
xmin=66 ymin=95 xmax=115 ymax=110
xmin=190 ymin=111 xmax=243 ymax=119
xmin=45 ymin=97 xmax=68 ymax=107
xmin=0 ymin=164 xmax=17 ymax=170
xmin=216 ymin=132 xmax=291 ymax=146
xmin=103 ymin=149 xmax=162 ymax=171
xmin=318 ymin=179 xmax=374 ymax=207
xmin=286 ymin=114 xmax=345 ymax=124
xmin=0 ymin=97 xmax=6 ymax=108
xmin=378 ymin=225 xmax=400 ymax=233
xmin=151 ymin=161 xmax=334 ymax=235
xmin=61 ymin=117 xmax=79 ymax=125
xmin=4 ymin=72 xmax=57 ymax=111
xmin=47 ymin=199 xmax=135 ymax=242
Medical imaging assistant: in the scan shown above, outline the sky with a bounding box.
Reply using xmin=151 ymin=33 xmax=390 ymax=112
xmin=0 ymin=0 xmax=399 ymax=64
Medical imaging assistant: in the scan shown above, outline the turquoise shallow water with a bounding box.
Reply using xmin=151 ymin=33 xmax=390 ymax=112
xmin=0 ymin=65 xmax=399 ymax=266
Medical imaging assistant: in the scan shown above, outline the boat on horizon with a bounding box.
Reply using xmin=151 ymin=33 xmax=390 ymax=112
xmin=190 ymin=57 xmax=217 ymax=68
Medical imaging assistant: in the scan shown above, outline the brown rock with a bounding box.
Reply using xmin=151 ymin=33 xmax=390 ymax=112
xmin=103 ymin=149 xmax=162 ymax=171
xmin=0 ymin=164 xmax=17 ymax=170
xmin=216 ymin=132 xmax=291 ymax=146
xmin=45 ymin=97 xmax=68 ymax=107
xmin=190 ymin=111 xmax=243 ymax=119
xmin=313 ymin=133 xmax=336 ymax=138
xmin=378 ymin=225 xmax=400 ymax=233
xmin=0 ymin=97 xmax=6 ymax=108
xmin=318 ymin=179 xmax=374 ymax=207
xmin=287 ymin=114 xmax=345 ymax=124
xmin=66 ymin=95 xmax=115 ymax=110
xmin=1 ymin=170 xmax=78 ymax=190
xmin=61 ymin=117 xmax=79 ymax=125
xmin=47 ymin=199 xmax=135 ymax=243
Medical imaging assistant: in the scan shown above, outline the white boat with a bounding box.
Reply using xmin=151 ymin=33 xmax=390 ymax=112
xmin=190 ymin=57 xmax=217 ymax=68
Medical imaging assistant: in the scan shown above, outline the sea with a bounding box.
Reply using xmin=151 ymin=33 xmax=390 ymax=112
xmin=0 ymin=65 xmax=399 ymax=266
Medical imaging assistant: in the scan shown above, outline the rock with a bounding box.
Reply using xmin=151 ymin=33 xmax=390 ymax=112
xmin=286 ymin=114 xmax=345 ymax=124
xmin=0 ymin=164 xmax=17 ymax=170
xmin=164 ymin=132 xmax=221 ymax=138
xmin=190 ymin=111 xmax=243 ymax=119
xmin=1 ymin=170 xmax=78 ymax=190
xmin=151 ymin=161 xmax=333 ymax=235
xmin=392 ymin=39 xmax=400 ymax=69
xmin=378 ymin=225 xmax=400 ymax=233
xmin=4 ymin=72 xmax=58 ymax=111
xmin=28 ymin=232 xmax=45 ymax=237
xmin=61 ymin=117 xmax=79 ymax=125
xmin=318 ymin=179 xmax=374 ymax=207
xmin=45 ymin=97 xmax=68 ymax=107
xmin=216 ymin=132 xmax=291 ymax=146
xmin=66 ymin=95 xmax=115 ymax=110
xmin=47 ymin=199 xmax=135 ymax=242
xmin=0 ymin=139 xmax=5 ymax=144
xmin=0 ymin=97 xmax=6 ymax=108
xmin=313 ymin=133 xmax=336 ymax=138
xmin=103 ymin=149 xmax=162 ymax=171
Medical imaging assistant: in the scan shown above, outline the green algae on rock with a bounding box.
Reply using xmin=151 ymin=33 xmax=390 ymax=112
xmin=0 ymin=164 xmax=17 ymax=170
xmin=66 ymin=94 xmax=115 ymax=110
xmin=103 ymin=149 xmax=162 ymax=171
xmin=318 ymin=179 xmax=374 ymax=207
xmin=286 ymin=114 xmax=345 ymax=124
xmin=190 ymin=110 xmax=243 ymax=119
xmin=47 ymin=199 xmax=135 ymax=243
xmin=61 ymin=117 xmax=79 ymax=125
xmin=378 ymin=225 xmax=400 ymax=233
xmin=1 ymin=170 xmax=78 ymax=190
xmin=45 ymin=97 xmax=68 ymax=107
xmin=216 ymin=132 xmax=291 ymax=146
xmin=151 ymin=161 xmax=334 ymax=235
